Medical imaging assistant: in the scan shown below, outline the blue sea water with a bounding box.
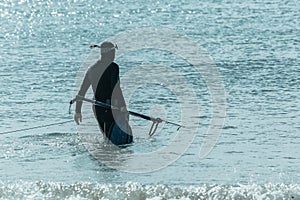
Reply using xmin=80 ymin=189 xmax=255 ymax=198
xmin=0 ymin=0 xmax=299 ymax=199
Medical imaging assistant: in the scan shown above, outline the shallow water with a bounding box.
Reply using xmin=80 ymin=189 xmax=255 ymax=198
xmin=0 ymin=0 xmax=299 ymax=198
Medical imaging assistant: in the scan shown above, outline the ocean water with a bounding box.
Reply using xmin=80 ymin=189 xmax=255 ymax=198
xmin=0 ymin=0 xmax=299 ymax=199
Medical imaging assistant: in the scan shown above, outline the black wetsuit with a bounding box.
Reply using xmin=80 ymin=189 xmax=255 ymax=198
xmin=94 ymin=62 xmax=126 ymax=138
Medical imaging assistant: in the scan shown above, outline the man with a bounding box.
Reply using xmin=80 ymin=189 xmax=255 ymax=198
xmin=74 ymin=41 xmax=132 ymax=145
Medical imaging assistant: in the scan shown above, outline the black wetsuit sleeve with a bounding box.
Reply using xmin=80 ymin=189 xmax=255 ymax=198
xmin=111 ymin=64 xmax=119 ymax=90
xmin=112 ymin=64 xmax=126 ymax=108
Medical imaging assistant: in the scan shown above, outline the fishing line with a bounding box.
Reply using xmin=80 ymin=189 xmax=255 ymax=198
xmin=1 ymin=100 xmax=99 ymax=135
xmin=0 ymin=119 xmax=74 ymax=135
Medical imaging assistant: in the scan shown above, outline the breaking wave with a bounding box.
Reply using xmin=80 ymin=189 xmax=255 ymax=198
xmin=0 ymin=181 xmax=299 ymax=200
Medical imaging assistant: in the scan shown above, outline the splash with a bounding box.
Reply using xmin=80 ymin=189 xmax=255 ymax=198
xmin=0 ymin=181 xmax=299 ymax=200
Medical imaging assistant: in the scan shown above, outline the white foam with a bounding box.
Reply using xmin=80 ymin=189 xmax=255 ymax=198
xmin=0 ymin=181 xmax=299 ymax=200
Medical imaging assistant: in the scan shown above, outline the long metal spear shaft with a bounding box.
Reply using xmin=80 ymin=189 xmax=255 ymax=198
xmin=70 ymin=95 xmax=184 ymax=130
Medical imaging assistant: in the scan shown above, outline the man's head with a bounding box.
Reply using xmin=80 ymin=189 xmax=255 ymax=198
xmin=90 ymin=42 xmax=118 ymax=61
xmin=100 ymin=41 xmax=117 ymax=55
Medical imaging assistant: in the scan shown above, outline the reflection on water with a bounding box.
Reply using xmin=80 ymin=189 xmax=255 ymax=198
xmin=0 ymin=0 xmax=299 ymax=186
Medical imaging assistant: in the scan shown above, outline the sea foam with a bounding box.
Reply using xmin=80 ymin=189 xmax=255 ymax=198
xmin=0 ymin=181 xmax=299 ymax=200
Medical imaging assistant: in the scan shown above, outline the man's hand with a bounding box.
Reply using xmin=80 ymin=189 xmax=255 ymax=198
xmin=74 ymin=113 xmax=82 ymax=125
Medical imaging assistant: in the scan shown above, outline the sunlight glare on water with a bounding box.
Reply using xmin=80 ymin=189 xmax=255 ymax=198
xmin=0 ymin=0 xmax=299 ymax=198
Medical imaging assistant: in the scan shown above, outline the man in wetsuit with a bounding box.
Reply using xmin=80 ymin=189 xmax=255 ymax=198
xmin=74 ymin=42 xmax=131 ymax=143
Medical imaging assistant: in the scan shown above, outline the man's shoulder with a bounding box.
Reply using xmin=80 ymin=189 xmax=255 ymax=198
xmin=110 ymin=62 xmax=119 ymax=72
xmin=111 ymin=62 xmax=119 ymax=67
